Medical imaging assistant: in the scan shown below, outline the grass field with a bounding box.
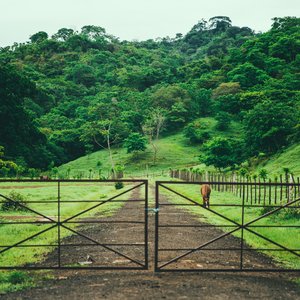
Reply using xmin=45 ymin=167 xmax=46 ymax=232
xmin=0 ymin=181 xmax=137 ymax=293
xmin=158 ymin=182 xmax=300 ymax=270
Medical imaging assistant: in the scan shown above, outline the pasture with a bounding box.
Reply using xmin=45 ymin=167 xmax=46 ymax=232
xmin=0 ymin=178 xmax=299 ymax=298
xmin=157 ymin=181 xmax=300 ymax=270
xmin=0 ymin=180 xmax=139 ymax=292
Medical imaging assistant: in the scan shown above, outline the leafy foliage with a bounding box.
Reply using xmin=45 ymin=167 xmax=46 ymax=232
xmin=199 ymin=137 xmax=244 ymax=170
xmin=0 ymin=16 xmax=299 ymax=171
xmin=124 ymin=133 xmax=147 ymax=153
xmin=1 ymin=191 xmax=28 ymax=212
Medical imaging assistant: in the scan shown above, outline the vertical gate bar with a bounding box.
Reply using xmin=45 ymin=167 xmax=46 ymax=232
xmin=254 ymin=178 xmax=257 ymax=204
xmin=250 ymin=177 xmax=253 ymax=205
xmin=246 ymin=178 xmax=249 ymax=203
xmin=144 ymin=181 xmax=148 ymax=269
xmin=58 ymin=180 xmax=61 ymax=268
xmin=154 ymin=182 xmax=159 ymax=272
xmin=240 ymin=176 xmax=242 ymax=197
xmin=240 ymin=183 xmax=245 ymax=270
xmin=269 ymin=179 xmax=272 ymax=205
xmin=280 ymin=175 xmax=283 ymax=204
xmin=275 ymin=178 xmax=277 ymax=204
xmin=263 ymin=179 xmax=266 ymax=206
xmin=258 ymin=178 xmax=261 ymax=204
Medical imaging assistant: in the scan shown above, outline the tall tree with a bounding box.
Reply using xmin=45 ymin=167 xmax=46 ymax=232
xmin=142 ymin=109 xmax=166 ymax=164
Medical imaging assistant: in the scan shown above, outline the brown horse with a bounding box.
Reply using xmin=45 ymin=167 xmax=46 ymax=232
xmin=201 ymin=184 xmax=211 ymax=208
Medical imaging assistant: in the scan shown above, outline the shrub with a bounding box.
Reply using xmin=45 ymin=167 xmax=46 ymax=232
xmin=115 ymin=182 xmax=124 ymax=190
xmin=279 ymin=208 xmax=300 ymax=220
xmin=8 ymin=271 xmax=28 ymax=284
xmin=260 ymin=206 xmax=300 ymax=220
xmin=1 ymin=191 xmax=28 ymax=211
xmin=260 ymin=206 xmax=275 ymax=216
xmin=215 ymin=112 xmax=231 ymax=131
xmin=184 ymin=120 xmax=210 ymax=144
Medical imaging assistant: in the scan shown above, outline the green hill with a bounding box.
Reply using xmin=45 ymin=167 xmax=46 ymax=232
xmin=58 ymin=132 xmax=201 ymax=178
xmin=57 ymin=117 xmax=243 ymax=178
xmin=58 ymin=130 xmax=300 ymax=179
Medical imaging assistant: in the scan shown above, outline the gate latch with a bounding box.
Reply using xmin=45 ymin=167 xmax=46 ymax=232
xmin=146 ymin=208 xmax=159 ymax=213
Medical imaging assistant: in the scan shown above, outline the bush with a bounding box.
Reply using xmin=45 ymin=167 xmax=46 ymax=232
xmin=184 ymin=121 xmax=210 ymax=144
xmin=115 ymin=182 xmax=124 ymax=190
xmin=1 ymin=191 xmax=28 ymax=211
xmin=279 ymin=208 xmax=300 ymax=220
xmin=260 ymin=206 xmax=300 ymax=220
xmin=8 ymin=271 xmax=28 ymax=284
xmin=260 ymin=206 xmax=275 ymax=216
xmin=215 ymin=112 xmax=231 ymax=131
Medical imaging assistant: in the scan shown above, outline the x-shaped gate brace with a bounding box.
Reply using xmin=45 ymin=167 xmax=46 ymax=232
xmin=0 ymin=180 xmax=148 ymax=270
xmin=154 ymin=182 xmax=300 ymax=272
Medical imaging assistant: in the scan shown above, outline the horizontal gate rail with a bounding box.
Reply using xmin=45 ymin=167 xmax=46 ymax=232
xmin=0 ymin=179 xmax=148 ymax=270
xmin=155 ymin=181 xmax=300 ymax=273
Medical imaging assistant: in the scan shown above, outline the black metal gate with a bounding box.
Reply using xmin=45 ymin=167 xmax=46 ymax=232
xmin=154 ymin=181 xmax=300 ymax=272
xmin=0 ymin=179 xmax=148 ymax=270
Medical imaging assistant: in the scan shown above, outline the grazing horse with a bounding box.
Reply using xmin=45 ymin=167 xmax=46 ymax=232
xmin=40 ymin=175 xmax=50 ymax=180
xmin=201 ymin=184 xmax=211 ymax=208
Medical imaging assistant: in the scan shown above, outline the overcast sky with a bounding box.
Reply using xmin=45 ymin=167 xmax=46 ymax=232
xmin=0 ymin=0 xmax=299 ymax=47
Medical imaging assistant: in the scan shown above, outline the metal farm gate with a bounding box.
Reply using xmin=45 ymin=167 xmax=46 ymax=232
xmin=154 ymin=181 xmax=300 ymax=272
xmin=0 ymin=179 xmax=299 ymax=272
xmin=0 ymin=179 xmax=148 ymax=270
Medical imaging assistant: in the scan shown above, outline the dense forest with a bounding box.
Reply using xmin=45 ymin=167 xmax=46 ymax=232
xmin=0 ymin=16 xmax=299 ymax=176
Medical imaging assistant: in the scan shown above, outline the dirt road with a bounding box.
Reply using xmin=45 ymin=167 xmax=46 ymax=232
xmin=2 ymin=186 xmax=300 ymax=299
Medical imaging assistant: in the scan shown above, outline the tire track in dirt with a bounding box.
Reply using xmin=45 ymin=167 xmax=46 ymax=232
xmin=2 ymin=184 xmax=300 ymax=300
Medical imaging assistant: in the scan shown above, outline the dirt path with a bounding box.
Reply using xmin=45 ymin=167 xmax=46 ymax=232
xmin=2 ymin=185 xmax=300 ymax=300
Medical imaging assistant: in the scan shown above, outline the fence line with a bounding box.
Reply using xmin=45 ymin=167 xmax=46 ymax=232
xmin=169 ymin=170 xmax=300 ymax=206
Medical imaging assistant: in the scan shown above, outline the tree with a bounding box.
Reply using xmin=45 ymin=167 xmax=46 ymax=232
xmin=52 ymin=28 xmax=75 ymax=41
xmin=142 ymin=109 xmax=166 ymax=164
xmin=80 ymin=100 xmax=129 ymax=172
xmin=199 ymin=137 xmax=244 ymax=170
xmin=215 ymin=112 xmax=231 ymax=131
xmin=66 ymin=64 xmax=96 ymax=87
xmin=209 ymin=16 xmax=232 ymax=32
xmin=227 ymin=63 xmax=270 ymax=88
xmin=244 ymin=100 xmax=298 ymax=154
xmin=0 ymin=146 xmax=18 ymax=177
xmin=29 ymin=31 xmax=48 ymax=43
xmin=184 ymin=120 xmax=210 ymax=144
xmin=81 ymin=25 xmax=106 ymax=40
xmin=0 ymin=64 xmax=54 ymax=169
xmin=270 ymin=35 xmax=300 ymax=62
xmin=124 ymin=133 xmax=147 ymax=155
xmin=212 ymin=82 xmax=241 ymax=99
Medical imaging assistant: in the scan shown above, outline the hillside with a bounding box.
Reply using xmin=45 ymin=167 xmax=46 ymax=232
xmin=57 ymin=117 xmax=243 ymax=178
xmin=0 ymin=16 xmax=299 ymax=177
xmin=256 ymin=144 xmax=300 ymax=176
xmin=58 ymin=132 xmax=201 ymax=178
xmin=58 ymin=132 xmax=300 ymax=179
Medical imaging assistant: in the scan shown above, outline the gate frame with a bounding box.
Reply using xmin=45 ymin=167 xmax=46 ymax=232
xmin=154 ymin=181 xmax=300 ymax=273
xmin=0 ymin=179 xmax=148 ymax=270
